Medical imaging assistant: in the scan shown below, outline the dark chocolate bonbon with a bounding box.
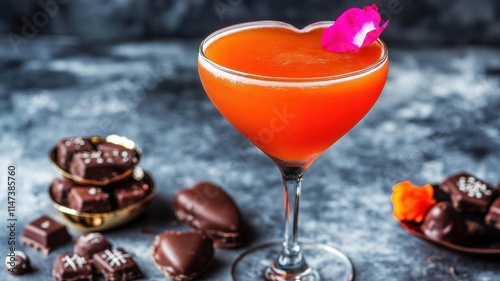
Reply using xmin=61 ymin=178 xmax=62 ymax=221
xmin=485 ymin=197 xmax=500 ymax=229
xmin=57 ymin=137 xmax=93 ymax=170
xmin=440 ymin=172 xmax=496 ymax=214
xmin=152 ymin=231 xmax=213 ymax=281
xmin=68 ymin=186 xmax=112 ymax=213
xmin=421 ymin=202 xmax=468 ymax=242
xmin=173 ymin=182 xmax=244 ymax=248
xmin=5 ymin=251 xmax=31 ymax=275
xmin=112 ymin=178 xmax=149 ymax=209
xmin=74 ymin=232 xmax=112 ymax=259
xmin=69 ymin=151 xmax=118 ymax=180
xmin=50 ymin=178 xmax=75 ymax=205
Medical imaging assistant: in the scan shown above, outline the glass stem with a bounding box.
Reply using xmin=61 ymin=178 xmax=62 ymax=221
xmin=272 ymin=166 xmax=310 ymax=275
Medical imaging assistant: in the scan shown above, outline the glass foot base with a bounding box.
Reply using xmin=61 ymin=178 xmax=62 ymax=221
xmin=231 ymin=242 xmax=354 ymax=281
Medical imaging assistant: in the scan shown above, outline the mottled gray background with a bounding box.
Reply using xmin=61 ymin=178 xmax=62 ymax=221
xmin=1 ymin=0 xmax=500 ymax=281
xmin=1 ymin=0 xmax=500 ymax=46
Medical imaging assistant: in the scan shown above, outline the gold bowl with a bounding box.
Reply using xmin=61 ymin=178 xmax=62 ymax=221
xmin=49 ymin=168 xmax=155 ymax=232
xmin=49 ymin=135 xmax=142 ymax=186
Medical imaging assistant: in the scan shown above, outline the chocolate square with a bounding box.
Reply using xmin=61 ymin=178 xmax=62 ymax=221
xmin=52 ymin=253 xmax=93 ymax=281
xmin=74 ymin=232 xmax=112 ymax=259
xmin=486 ymin=197 xmax=500 ymax=229
xmin=440 ymin=172 xmax=496 ymax=214
xmin=98 ymin=143 xmax=139 ymax=172
xmin=68 ymin=187 xmax=112 ymax=213
xmin=93 ymin=248 xmax=143 ymax=281
xmin=69 ymin=150 xmax=118 ymax=180
xmin=50 ymin=178 xmax=75 ymax=205
xmin=112 ymin=178 xmax=149 ymax=209
xmin=57 ymin=137 xmax=93 ymax=169
xmin=21 ymin=215 xmax=72 ymax=254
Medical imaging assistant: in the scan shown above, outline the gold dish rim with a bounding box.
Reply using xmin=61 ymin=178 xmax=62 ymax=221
xmin=49 ymin=169 xmax=155 ymax=217
xmin=49 ymin=135 xmax=142 ymax=186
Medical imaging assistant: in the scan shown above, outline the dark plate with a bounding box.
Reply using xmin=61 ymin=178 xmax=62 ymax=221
xmin=398 ymin=185 xmax=500 ymax=255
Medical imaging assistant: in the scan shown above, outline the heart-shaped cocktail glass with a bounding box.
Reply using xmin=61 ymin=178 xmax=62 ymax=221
xmin=198 ymin=21 xmax=388 ymax=280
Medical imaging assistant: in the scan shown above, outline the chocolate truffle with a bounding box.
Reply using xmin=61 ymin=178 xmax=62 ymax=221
xmin=152 ymin=231 xmax=214 ymax=281
xmin=52 ymin=253 xmax=93 ymax=281
xmin=93 ymin=248 xmax=143 ymax=281
xmin=5 ymin=251 xmax=31 ymax=275
xmin=421 ymin=202 xmax=468 ymax=242
xmin=440 ymin=172 xmax=496 ymax=213
xmin=68 ymin=187 xmax=112 ymax=213
xmin=50 ymin=178 xmax=75 ymax=205
xmin=173 ymin=182 xmax=243 ymax=248
xmin=485 ymin=197 xmax=500 ymax=229
xmin=112 ymin=178 xmax=149 ymax=209
xmin=21 ymin=215 xmax=72 ymax=254
xmin=74 ymin=233 xmax=112 ymax=259
xmin=57 ymin=137 xmax=93 ymax=169
xmin=69 ymin=150 xmax=118 ymax=180
xmin=98 ymin=143 xmax=139 ymax=172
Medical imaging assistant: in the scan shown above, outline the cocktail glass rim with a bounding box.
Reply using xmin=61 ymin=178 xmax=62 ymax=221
xmin=199 ymin=20 xmax=388 ymax=84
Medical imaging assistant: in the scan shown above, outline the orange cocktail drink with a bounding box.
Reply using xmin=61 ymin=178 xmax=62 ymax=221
xmin=198 ymin=19 xmax=389 ymax=281
xmin=199 ymin=22 xmax=388 ymax=166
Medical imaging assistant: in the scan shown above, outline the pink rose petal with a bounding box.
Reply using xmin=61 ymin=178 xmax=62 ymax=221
xmin=322 ymin=4 xmax=388 ymax=53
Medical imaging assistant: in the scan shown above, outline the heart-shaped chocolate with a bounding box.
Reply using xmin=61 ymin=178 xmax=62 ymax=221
xmin=151 ymin=231 xmax=213 ymax=281
xmin=173 ymin=182 xmax=244 ymax=248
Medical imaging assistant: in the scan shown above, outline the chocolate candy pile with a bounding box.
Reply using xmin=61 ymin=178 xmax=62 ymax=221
xmin=51 ymin=136 xmax=151 ymax=214
xmin=15 ymin=181 xmax=244 ymax=280
xmin=14 ymin=214 xmax=144 ymax=281
xmin=52 ymin=233 xmax=143 ymax=281
xmin=14 ymin=214 xmax=143 ymax=280
xmin=152 ymin=181 xmax=245 ymax=280
xmin=57 ymin=137 xmax=139 ymax=180
xmin=50 ymin=176 xmax=151 ymax=213
xmin=421 ymin=172 xmax=500 ymax=242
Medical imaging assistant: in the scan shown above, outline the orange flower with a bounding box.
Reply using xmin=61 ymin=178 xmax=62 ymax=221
xmin=391 ymin=181 xmax=436 ymax=223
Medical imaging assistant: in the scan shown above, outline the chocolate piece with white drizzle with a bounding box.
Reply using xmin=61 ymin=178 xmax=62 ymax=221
xmin=93 ymin=248 xmax=143 ymax=281
xmin=52 ymin=253 xmax=92 ymax=281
